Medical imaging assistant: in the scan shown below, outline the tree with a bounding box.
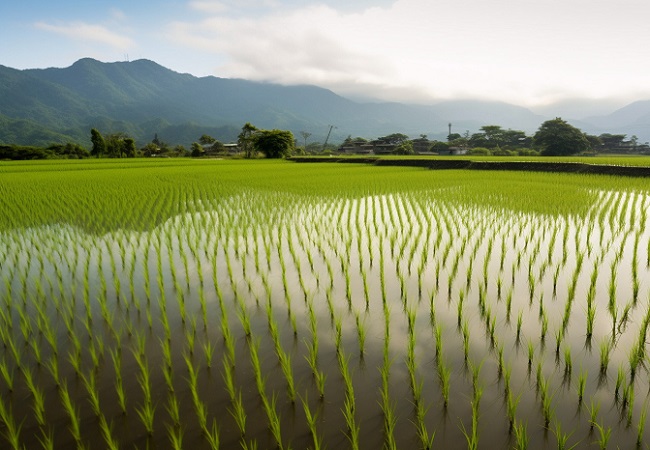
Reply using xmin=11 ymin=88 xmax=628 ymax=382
xmin=191 ymin=142 xmax=204 ymax=157
xmin=199 ymin=134 xmax=216 ymax=146
xmin=377 ymin=133 xmax=409 ymax=145
xmin=533 ymin=118 xmax=590 ymax=156
xmin=238 ymin=123 xmax=258 ymax=159
xmin=392 ymin=140 xmax=414 ymax=155
xmin=90 ymin=128 xmax=106 ymax=157
xmin=123 ymin=138 xmax=136 ymax=157
xmin=253 ymin=129 xmax=294 ymax=158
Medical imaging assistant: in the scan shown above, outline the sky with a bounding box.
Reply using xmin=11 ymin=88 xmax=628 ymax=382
xmin=2 ymin=0 xmax=650 ymax=111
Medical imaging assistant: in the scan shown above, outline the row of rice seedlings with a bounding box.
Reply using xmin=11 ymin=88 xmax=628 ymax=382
xmin=3 ymin=164 xmax=648 ymax=446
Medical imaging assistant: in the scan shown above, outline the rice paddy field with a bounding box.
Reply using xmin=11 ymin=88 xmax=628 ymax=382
xmin=2 ymin=158 xmax=650 ymax=449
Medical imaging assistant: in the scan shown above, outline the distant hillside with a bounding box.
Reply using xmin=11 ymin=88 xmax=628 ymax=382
xmin=5 ymin=58 xmax=645 ymax=148
xmin=579 ymin=101 xmax=650 ymax=143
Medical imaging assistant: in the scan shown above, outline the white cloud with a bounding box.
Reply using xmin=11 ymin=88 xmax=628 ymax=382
xmin=35 ymin=21 xmax=134 ymax=50
xmin=168 ymin=0 xmax=650 ymax=105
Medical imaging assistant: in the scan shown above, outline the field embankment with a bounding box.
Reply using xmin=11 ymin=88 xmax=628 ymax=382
xmin=290 ymin=156 xmax=650 ymax=176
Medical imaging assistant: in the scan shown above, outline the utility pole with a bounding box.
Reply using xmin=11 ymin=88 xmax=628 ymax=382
xmin=323 ymin=125 xmax=336 ymax=152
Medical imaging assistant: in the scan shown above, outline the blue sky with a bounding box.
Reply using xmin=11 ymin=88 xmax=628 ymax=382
xmin=3 ymin=0 xmax=650 ymax=109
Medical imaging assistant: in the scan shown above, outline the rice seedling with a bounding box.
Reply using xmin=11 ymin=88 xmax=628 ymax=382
xmin=599 ymin=338 xmax=611 ymax=373
xmin=0 ymin=394 xmax=22 ymax=450
xmin=301 ymin=395 xmax=323 ymax=450
xmin=637 ymin=402 xmax=648 ymax=448
xmin=592 ymin=420 xmax=611 ymax=450
xmin=59 ymin=381 xmax=82 ymax=444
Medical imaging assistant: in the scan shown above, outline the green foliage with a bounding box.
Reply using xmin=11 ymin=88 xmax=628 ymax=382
xmin=238 ymin=123 xmax=258 ymax=159
xmin=392 ymin=140 xmax=414 ymax=155
xmin=253 ymin=129 xmax=294 ymax=158
xmin=468 ymin=147 xmax=490 ymax=156
xmin=430 ymin=141 xmax=450 ymax=153
xmin=90 ymin=128 xmax=106 ymax=157
xmin=533 ymin=118 xmax=590 ymax=156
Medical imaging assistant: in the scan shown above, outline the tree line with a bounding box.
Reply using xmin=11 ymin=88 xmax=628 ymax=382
xmin=340 ymin=118 xmax=650 ymax=156
xmin=0 ymin=118 xmax=647 ymax=160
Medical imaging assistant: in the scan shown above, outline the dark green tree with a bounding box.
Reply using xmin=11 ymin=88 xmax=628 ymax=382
xmin=123 ymin=138 xmax=136 ymax=157
xmin=254 ymin=129 xmax=294 ymax=158
xmin=238 ymin=123 xmax=258 ymax=159
xmin=378 ymin=133 xmax=409 ymax=145
xmin=199 ymin=134 xmax=216 ymax=146
xmin=191 ymin=142 xmax=204 ymax=157
xmin=90 ymin=128 xmax=106 ymax=157
xmin=392 ymin=140 xmax=414 ymax=154
xmin=533 ymin=118 xmax=590 ymax=156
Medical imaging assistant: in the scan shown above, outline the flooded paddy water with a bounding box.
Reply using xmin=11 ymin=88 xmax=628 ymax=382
xmin=1 ymin=160 xmax=650 ymax=449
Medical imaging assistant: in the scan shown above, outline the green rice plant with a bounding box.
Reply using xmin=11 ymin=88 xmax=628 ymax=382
xmin=355 ymin=312 xmax=366 ymax=357
xmin=221 ymin=357 xmax=237 ymax=404
xmin=599 ymin=338 xmax=611 ymax=373
xmin=0 ymin=394 xmax=22 ymax=450
xmin=166 ymin=422 xmax=184 ymax=450
xmin=277 ymin=348 xmax=296 ymax=404
xmin=460 ymin=385 xmax=481 ymax=450
xmin=564 ymin=346 xmax=572 ymax=375
xmin=506 ymin=389 xmax=521 ymax=430
xmin=59 ymin=381 xmax=82 ymax=444
xmin=434 ymin=324 xmax=443 ymax=359
xmin=551 ymin=420 xmax=579 ymax=450
xmin=637 ymin=402 xmax=647 ymax=448
xmin=230 ymin=391 xmax=247 ymax=437
xmin=577 ymin=369 xmax=587 ymax=404
xmin=37 ymin=428 xmax=54 ymax=450
xmin=263 ymin=392 xmax=284 ymax=450
xmin=136 ymin=400 xmax=156 ymax=437
xmin=592 ymin=420 xmax=611 ymax=450
xmin=513 ymin=419 xmax=528 ymax=450
xmin=0 ymin=359 xmax=14 ymax=392
xmin=412 ymin=399 xmax=435 ymax=450
xmin=588 ymin=399 xmax=600 ymax=429
xmin=166 ymin=394 xmax=181 ymax=428
xmin=438 ymin=359 xmax=451 ymax=408
xmin=201 ymin=339 xmax=215 ymax=369
xmin=301 ymin=395 xmax=323 ymax=450
xmin=342 ymin=393 xmax=360 ymax=450
xmin=462 ymin=320 xmax=470 ymax=361
xmin=82 ymin=371 xmax=102 ymax=418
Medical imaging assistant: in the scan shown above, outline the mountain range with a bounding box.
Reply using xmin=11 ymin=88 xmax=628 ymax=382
xmin=1 ymin=58 xmax=650 ymax=148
